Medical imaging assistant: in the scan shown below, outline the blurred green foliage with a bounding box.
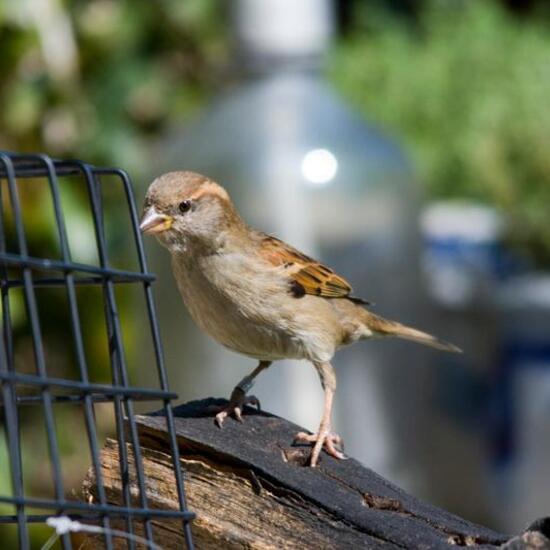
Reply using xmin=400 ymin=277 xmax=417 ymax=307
xmin=332 ymin=0 xmax=550 ymax=265
xmin=0 ymin=0 xmax=226 ymax=172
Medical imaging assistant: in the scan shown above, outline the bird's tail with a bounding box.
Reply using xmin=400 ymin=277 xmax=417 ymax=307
xmin=363 ymin=311 xmax=462 ymax=353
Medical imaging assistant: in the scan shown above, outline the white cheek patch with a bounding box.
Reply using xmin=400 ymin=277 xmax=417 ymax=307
xmin=156 ymin=229 xmax=188 ymax=253
xmin=170 ymin=234 xmax=188 ymax=253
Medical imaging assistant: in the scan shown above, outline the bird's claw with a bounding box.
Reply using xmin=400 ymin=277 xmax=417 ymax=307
xmin=294 ymin=430 xmax=346 ymax=466
xmin=214 ymin=393 xmax=261 ymax=428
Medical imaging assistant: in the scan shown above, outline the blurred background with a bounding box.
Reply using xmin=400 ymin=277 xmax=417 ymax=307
xmin=2 ymin=0 xmax=550 ymax=545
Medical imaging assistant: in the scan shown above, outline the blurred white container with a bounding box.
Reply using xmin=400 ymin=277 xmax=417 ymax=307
xmin=147 ymin=0 xmax=436 ymax=489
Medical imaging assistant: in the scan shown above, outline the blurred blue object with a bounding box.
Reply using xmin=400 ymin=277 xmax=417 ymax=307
xmin=421 ymin=202 xmax=507 ymax=308
xmin=420 ymin=200 xmax=550 ymax=529
xmin=490 ymin=274 xmax=550 ymax=531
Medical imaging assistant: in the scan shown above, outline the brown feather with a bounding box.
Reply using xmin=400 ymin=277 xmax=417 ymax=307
xmin=257 ymin=234 xmax=371 ymax=302
xmin=363 ymin=311 xmax=462 ymax=353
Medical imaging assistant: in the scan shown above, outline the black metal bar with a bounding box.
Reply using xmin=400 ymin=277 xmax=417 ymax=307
xmin=0 ymin=157 xmax=29 ymax=549
xmin=12 ymin=392 xmax=176 ymax=406
xmin=117 ymin=168 xmax=195 ymax=550
xmin=0 ymin=154 xmax=122 ymax=178
xmin=40 ymin=154 xmax=113 ymax=548
xmin=0 ymin=371 xmax=177 ymax=399
xmin=3 ymin=275 xmax=146 ymax=288
xmin=1 ymin=153 xmax=73 ymax=549
xmin=81 ymin=162 xmax=145 ymax=548
xmin=99 ymin=195 xmax=153 ymax=549
xmin=103 ymin=297 xmax=138 ymax=550
xmin=0 ymin=496 xmax=195 ymax=520
xmin=0 ymin=253 xmax=155 ymax=282
xmin=0 ymin=187 xmax=15 ymax=373
xmin=0 ymin=343 xmax=29 ymax=548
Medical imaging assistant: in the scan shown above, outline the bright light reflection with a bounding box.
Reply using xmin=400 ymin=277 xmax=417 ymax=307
xmin=301 ymin=148 xmax=338 ymax=185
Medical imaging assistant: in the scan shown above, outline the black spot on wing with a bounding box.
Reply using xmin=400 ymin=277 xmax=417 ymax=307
xmin=289 ymin=280 xmax=306 ymax=298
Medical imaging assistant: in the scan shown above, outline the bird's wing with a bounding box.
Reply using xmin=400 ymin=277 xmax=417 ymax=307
xmin=258 ymin=234 xmax=370 ymax=303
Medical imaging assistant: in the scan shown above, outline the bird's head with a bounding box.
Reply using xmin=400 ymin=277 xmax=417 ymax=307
xmin=140 ymin=171 xmax=241 ymax=253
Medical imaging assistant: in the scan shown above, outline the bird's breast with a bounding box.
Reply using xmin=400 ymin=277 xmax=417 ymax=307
xmin=170 ymin=251 xmax=339 ymax=362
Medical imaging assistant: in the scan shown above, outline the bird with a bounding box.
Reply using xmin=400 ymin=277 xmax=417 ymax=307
xmin=140 ymin=171 xmax=461 ymax=467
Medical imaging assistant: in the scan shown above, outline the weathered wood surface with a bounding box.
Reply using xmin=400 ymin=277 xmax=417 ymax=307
xmin=81 ymin=398 xmax=550 ymax=549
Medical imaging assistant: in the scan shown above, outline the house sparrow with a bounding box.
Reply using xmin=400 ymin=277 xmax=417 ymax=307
xmin=140 ymin=171 xmax=460 ymax=467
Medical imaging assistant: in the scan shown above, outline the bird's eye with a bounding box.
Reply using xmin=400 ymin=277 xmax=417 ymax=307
xmin=178 ymin=200 xmax=191 ymax=214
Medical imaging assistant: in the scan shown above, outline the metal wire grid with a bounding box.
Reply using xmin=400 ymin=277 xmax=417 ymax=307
xmin=0 ymin=152 xmax=194 ymax=549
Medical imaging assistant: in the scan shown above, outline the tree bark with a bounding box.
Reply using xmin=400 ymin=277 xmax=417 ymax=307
xmin=80 ymin=398 xmax=550 ymax=549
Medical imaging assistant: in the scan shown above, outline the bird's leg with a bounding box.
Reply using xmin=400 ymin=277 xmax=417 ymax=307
xmin=215 ymin=361 xmax=271 ymax=427
xmin=294 ymin=361 xmax=345 ymax=467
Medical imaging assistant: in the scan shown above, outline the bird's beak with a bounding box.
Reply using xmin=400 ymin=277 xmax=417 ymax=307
xmin=139 ymin=207 xmax=173 ymax=234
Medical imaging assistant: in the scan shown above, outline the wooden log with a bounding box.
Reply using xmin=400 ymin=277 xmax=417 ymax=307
xmin=80 ymin=398 xmax=550 ymax=549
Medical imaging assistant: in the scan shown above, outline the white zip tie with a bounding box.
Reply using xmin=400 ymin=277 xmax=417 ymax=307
xmin=41 ymin=515 xmax=165 ymax=550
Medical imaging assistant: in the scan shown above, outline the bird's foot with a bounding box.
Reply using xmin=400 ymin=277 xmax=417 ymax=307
xmin=215 ymin=388 xmax=261 ymax=428
xmin=294 ymin=430 xmax=346 ymax=467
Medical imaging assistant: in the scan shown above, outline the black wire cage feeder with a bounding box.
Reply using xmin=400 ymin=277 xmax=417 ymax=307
xmin=0 ymin=151 xmax=194 ymax=549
